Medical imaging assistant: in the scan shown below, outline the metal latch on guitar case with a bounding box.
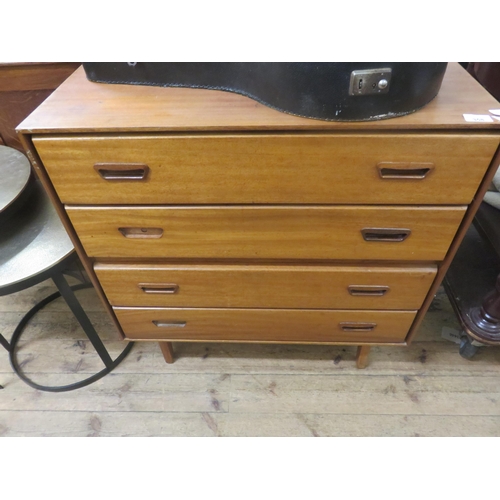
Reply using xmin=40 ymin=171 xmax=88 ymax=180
xmin=349 ymin=68 xmax=392 ymax=96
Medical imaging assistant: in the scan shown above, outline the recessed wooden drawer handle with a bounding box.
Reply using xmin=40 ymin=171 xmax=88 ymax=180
xmin=94 ymin=163 xmax=150 ymax=181
xmin=348 ymin=285 xmax=390 ymax=296
xmin=139 ymin=283 xmax=179 ymax=294
xmin=377 ymin=162 xmax=434 ymax=179
xmin=153 ymin=320 xmax=186 ymax=328
xmin=118 ymin=227 xmax=163 ymax=239
xmin=340 ymin=322 xmax=377 ymax=332
xmin=361 ymin=228 xmax=411 ymax=242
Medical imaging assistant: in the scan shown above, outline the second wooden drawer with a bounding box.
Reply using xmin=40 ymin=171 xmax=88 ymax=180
xmin=95 ymin=263 xmax=436 ymax=309
xmin=67 ymin=205 xmax=466 ymax=261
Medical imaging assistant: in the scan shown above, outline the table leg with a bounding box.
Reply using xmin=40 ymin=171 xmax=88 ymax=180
xmin=52 ymin=271 xmax=113 ymax=368
xmin=8 ymin=282 xmax=134 ymax=392
xmin=159 ymin=342 xmax=175 ymax=364
xmin=356 ymin=345 xmax=371 ymax=369
xmin=0 ymin=333 xmax=10 ymax=352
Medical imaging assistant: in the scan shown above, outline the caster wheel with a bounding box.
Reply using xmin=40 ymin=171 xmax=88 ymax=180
xmin=459 ymin=337 xmax=479 ymax=360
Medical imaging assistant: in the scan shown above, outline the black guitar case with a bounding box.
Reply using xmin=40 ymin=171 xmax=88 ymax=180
xmin=82 ymin=62 xmax=448 ymax=122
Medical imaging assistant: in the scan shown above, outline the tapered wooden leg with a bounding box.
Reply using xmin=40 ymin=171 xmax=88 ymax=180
xmin=356 ymin=345 xmax=371 ymax=369
xmin=159 ymin=342 xmax=175 ymax=364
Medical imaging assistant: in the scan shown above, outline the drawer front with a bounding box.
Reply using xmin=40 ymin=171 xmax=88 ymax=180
xmin=33 ymin=134 xmax=499 ymax=205
xmin=67 ymin=205 xmax=466 ymax=261
xmin=95 ymin=263 xmax=437 ymax=309
xmin=114 ymin=307 xmax=417 ymax=343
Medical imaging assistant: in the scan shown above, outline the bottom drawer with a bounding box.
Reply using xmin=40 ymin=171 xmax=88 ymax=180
xmin=114 ymin=307 xmax=417 ymax=343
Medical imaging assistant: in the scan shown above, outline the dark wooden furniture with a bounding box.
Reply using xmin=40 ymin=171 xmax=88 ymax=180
xmin=0 ymin=63 xmax=79 ymax=151
xmin=17 ymin=63 xmax=500 ymax=368
xmin=444 ymin=202 xmax=500 ymax=357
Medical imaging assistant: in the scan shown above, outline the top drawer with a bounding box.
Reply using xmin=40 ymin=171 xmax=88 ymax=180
xmin=33 ymin=133 xmax=499 ymax=205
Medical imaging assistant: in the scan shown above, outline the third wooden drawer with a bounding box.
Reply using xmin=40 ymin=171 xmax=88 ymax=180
xmin=95 ymin=263 xmax=437 ymax=310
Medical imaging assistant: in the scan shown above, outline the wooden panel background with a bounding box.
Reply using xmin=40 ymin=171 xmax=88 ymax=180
xmin=0 ymin=63 xmax=79 ymax=150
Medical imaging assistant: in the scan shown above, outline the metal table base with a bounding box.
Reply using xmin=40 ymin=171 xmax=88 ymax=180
xmin=2 ymin=272 xmax=134 ymax=392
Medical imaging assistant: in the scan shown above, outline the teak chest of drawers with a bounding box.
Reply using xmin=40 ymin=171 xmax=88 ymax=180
xmin=17 ymin=63 xmax=500 ymax=368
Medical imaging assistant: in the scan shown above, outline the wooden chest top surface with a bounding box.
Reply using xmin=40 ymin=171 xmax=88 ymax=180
xmin=18 ymin=63 xmax=500 ymax=135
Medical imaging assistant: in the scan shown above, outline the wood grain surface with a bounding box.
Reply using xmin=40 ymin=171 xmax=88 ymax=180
xmin=33 ymin=133 xmax=499 ymax=205
xmin=94 ymin=262 xmax=436 ymax=310
xmin=17 ymin=63 xmax=500 ymax=134
xmin=113 ymin=306 xmax=416 ymax=343
xmin=66 ymin=205 xmax=466 ymax=261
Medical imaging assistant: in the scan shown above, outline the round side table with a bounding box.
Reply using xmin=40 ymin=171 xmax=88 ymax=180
xmin=0 ymin=145 xmax=31 ymax=214
xmin=0 ymin=147 xmax=133 ymax=392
